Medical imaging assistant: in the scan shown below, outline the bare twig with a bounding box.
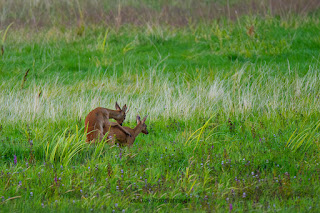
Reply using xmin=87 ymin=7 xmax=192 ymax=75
xmin=21 ymin=69 xmax=30 ymax=89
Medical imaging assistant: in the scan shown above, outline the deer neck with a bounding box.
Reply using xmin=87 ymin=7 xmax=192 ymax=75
xmin=107 ymin=109 xmax=122 ymax=119
xmin=133 ymin=125 xmax=143 ymax=138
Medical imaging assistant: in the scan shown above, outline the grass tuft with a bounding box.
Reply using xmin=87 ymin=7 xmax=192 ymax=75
xmin=45 ymin=126 xmax=87 ymax=166
xmin=286 ymin=120 xmax=320 ymax=153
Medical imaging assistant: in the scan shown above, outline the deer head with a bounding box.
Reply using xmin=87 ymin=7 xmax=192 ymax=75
xmin=136 ymin=115 xmax=148 ymax=135
xmin=115 ymin=102 xmax=128 ymax=126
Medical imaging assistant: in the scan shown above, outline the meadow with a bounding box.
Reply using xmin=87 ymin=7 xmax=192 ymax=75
xmin=1 ymin=0 xmax=320 ymax=212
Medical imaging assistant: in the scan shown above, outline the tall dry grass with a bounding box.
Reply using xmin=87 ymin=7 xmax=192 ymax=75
xmin=1 ymin=65 xmax=320 ymax=124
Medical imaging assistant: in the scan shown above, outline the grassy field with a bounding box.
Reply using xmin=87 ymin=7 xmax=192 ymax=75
xmin=1 ymin=1 xmax=320 ymax=212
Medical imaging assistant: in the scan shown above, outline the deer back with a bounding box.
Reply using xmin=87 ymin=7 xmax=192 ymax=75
xmin=105 ymin=125 xmax=135 ymax=145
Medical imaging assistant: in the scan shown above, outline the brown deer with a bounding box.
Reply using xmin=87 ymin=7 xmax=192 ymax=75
xmin=104 ymin=115 xmax=148 ymax=146
xmin=85 ymin=102 xmax=131 ymax=143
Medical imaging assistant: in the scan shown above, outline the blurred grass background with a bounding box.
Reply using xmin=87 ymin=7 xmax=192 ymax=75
xmin=0 ymin=0 xmax=319 ymax=28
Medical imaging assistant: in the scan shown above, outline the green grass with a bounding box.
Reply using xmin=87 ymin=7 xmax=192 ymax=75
xmin=1 ymin=14 xmax=320 ymax=212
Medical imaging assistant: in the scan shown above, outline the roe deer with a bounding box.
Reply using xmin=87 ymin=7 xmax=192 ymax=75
xmin=104 ymin=115 xmax=148 ymax=146
xmin=85 ymin=102 xmax=131 ymax=143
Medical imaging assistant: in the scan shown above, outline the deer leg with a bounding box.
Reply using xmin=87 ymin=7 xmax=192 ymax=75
xmin=110 ymin=123 xmax=132 ymax=137
xmin=95 ymin=121 xmax=105 ymax=142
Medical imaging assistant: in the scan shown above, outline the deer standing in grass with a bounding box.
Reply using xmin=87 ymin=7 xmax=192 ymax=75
xmin=85 ymin=102 xmax=131 ymax=143
xmin=104 ymin=115 xmax=148 ymax=146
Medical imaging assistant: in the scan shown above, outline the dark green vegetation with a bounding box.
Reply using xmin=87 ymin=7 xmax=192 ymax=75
xmin=1 ymin=1 xmax=320 ymax=212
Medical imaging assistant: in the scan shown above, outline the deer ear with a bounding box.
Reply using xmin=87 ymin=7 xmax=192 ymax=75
xmin=136 ymin=115 xmax=141 ymax=124
xmin=122 ymin=104 xmax=127 ymax=112
xmin=115 ymin=102 xmax=121 ymax=110
xmin=142 ymin=115 xmax=148 ymax=123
